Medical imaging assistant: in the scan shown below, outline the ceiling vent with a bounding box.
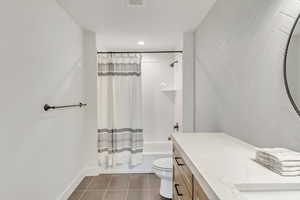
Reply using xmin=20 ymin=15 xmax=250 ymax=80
xmin=128 ymin=0 xmax=144 ymax=7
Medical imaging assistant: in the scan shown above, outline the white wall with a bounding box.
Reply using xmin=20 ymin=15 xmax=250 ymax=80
xmin=194 ymin=0 xmax=300 ymax=151
xmin=142 ymin=54 xmax=175 ymax=142
xmin=0 ymin=1 xmax=93 ymax=199
xmin=182 ymin=32 xmax=195 ymax=132
xmin=83 ymin=31 xmax=98 ymax=170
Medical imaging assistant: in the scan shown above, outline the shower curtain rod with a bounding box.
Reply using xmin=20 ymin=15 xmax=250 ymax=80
xmin=97 ymin=50 xmax=183 ymax=54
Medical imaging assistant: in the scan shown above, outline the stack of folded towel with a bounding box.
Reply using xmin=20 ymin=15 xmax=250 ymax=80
xmin=255 ymin=148 xmax=300 ymax=176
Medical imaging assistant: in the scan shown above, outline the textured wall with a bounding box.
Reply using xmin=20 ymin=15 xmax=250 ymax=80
xmin=182 ymin=32 xmax=195 ymax=132
xmin=83 ymin=30 xmax=98 ymax=172
xmin=195 ymin=0 xmax=300 ymax=151
xmin=0 ymin=1 xmax=86 ymax=199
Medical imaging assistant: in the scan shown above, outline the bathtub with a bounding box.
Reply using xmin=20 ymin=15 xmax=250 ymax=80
xmin=100 ymin=141 xmax=172 ymax=174
xmin=143 ymin=141 xmax=172 ymax=155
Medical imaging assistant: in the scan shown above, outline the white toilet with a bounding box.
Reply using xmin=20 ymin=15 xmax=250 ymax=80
xmin=153 ymin=157 xmax=173 ymax=199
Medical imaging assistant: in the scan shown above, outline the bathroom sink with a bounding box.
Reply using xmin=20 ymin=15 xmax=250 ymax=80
xmin=235 ymin=183 xmax=300 ymax=200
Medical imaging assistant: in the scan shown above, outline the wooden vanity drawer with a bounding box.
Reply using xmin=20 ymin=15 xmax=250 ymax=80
xmin=173 ymin=145 xmax=193 ymax=192
xmin=172 ymin=139 xmax=209 ymax=200
xmin=173 ymin=167 xmax=192 ymax=200
xmin=193 ymin=179 xmax=208 ymax=200
xmin=173 ymin=184 xmax=180 ymax=200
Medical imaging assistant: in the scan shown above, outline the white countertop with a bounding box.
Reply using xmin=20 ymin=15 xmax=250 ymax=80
xmin=172 ymin=133 xmax=300 ymax=200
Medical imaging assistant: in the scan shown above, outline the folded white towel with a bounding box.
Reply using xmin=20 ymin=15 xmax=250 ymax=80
xmin=255 ymin=148 xmax=300 ymax=176
xmin=256 ymin=148 xmax=300 ymax=162
xmin=256 ymin=157 xmax=300 ymax=172
xmin=256 ymin=160 xmax=300 ymax=176
xmin=256 ymin=153 xmax=300 ymax=167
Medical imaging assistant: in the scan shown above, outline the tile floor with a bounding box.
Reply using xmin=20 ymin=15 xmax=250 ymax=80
xmin=68 ymin=173 xmax=170 ymax=200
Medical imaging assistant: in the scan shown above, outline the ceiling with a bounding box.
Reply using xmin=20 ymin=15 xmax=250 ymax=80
xmin=58 ymin=0 xmax=216 ymax=51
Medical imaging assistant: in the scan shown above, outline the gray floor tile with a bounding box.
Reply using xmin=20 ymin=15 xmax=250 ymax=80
xmin=108 ymin=174 xmax=130 ymax=190
xmin=76 ymin=176 xmax=93 ymax=190
xmin=68 ymin=173 xmax=163 ymax=200
xmin=88 ymin=175 xmax=112 ymax=190
xmin=81 ymin=190 xmax=105 ymax=200
xmin=147 ymin=190 xmax=169 ymax=200
xmin=104 ymin=190 xmax=127 ymax=200
xmin=68 ymin=191 xmax=84 ymax=200
xmin=129 ymin=174 xmax=149 ymax=189
xmin=148 ymin=174 xmax=160 ymax=189
xmin=127 ymin=190 xmax=148 ymax=200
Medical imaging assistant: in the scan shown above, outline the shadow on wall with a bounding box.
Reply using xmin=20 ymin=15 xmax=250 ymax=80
xmin=42 ymin=58 xmax=83 ymax=118
xmin=194 ymin=0 xmax=300 ymax=151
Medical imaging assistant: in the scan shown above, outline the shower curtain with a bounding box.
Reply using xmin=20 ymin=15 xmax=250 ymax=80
xmin=97 ymin=54 xmax=143 ymax=167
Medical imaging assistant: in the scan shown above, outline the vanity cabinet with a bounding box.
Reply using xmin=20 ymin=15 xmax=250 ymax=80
xmin=173 ymin=143 xmax=208 ymax=200
xmin=193 ymin=179 xmax=208 ymax=200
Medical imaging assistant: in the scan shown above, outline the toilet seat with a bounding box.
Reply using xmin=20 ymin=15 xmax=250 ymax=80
xmin=153 ymin=158 xmax=172 ymax=172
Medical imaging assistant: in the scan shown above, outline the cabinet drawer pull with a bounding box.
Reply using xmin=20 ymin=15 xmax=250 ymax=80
xmin=175 ymin=157 xmax=185 ymax=166
xmin=175 ymin=184 xmax=183 ymax=196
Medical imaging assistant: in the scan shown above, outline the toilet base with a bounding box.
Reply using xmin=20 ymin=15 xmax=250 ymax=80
xmin=160 ymin=178 xmax=172 ymax=199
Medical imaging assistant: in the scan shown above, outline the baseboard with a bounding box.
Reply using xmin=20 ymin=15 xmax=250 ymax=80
xmin=84 ymin=166 xmax=153 ymax=174
xmin=57 ymin=166 xmax=100 ymax=200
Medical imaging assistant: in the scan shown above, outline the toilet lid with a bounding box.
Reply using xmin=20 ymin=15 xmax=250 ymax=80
xmin=153 ymin=158 xmax=173 ymax=171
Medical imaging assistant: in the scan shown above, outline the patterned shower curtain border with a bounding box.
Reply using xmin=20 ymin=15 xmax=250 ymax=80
xmin=97 ymin=148 xmax=143 ymax=154
xmin=97 ymin=72 xmax=141 ymax=76
xmin=97 ymin=128 xmax=143 ymax=133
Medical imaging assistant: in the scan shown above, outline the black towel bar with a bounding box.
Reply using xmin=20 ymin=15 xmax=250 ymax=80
xmin=44 ymin=102 xmax=87 ymax=111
